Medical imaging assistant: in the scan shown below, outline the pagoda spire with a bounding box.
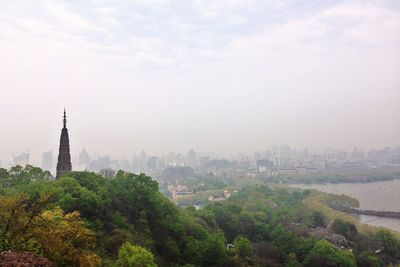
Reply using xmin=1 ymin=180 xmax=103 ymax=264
xmin=56 ymin=109 xmax=72 ymax=178
xmin=63 ymin=108 xmax=67 ymax=128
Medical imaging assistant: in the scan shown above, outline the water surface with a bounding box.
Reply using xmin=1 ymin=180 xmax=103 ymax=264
xmin=292 ymin=179 xmax=400 ymax=232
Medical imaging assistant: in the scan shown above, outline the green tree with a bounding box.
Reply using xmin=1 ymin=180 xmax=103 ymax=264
xmin=54 ymin=176 xmax=105 ymax=219
xmin=285 ymin=253 xmax=301 ymax=267
xmin=357 ymin=251 xmax=382 ymax=267
xmin=182 ymin=237 xmax=203 ymax=265
xmin=0 ymin=167 xmax=9 ymax=177
xmin=201 ymin=233 xmax=227 ymax=266
xmin=303 ymin=240 xmax=356 ymax=267
xmin=232 ymin=235 xmax=254 ymax=265
xmin=375 ymin=230 xmax=400 ymax=257
xmin=311 ymin=211 xmax=326 ymax=228
xmin=331 ymin=219 xmax=358 ymax=241
xmin=233 ymin=236 xmax=252 ymax=258
xmin=115 ymin=242 xmax=157 ymax=267
xmin=1 ymin=165 xmax=51 ymax=188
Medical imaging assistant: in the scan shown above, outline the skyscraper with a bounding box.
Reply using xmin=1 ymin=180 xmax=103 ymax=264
xmin=42 ymin=150 xmax=53 ymax=171
xmin=79 ymin=148 xmax=91 ymax=166
xmin=12 ymin=151 xmax=30 ymax=166
xmin=56 ymin=109 xmax=72 ymax=178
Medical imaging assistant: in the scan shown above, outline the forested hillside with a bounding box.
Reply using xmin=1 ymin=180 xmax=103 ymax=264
xmin=1 ymin=165 xmax=399 ymax=266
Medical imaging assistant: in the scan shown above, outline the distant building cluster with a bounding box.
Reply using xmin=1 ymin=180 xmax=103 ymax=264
xmin=1 ymin=145 xmax=400 ymax=183
xmin=168 ymin=184 xmax=195 ymax=199
xmin=208 ymin=190 xmax=234 ymax=202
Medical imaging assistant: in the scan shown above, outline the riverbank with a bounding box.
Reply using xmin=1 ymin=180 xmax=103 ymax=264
xmin=291 ymin=179 xmax=400 ymax=232
xmin=281 ymin=175 xmax=400 ymax=185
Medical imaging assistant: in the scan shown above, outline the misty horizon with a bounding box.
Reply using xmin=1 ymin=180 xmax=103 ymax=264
xmin=1 ymin=1 xmax=399 ymax=166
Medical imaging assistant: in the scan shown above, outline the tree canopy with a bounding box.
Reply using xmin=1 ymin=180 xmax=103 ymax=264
xmin=0 ymin=165 xmax=399 ymax=266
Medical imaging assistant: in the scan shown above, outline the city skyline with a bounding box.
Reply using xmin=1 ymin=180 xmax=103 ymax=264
xmin=2 ymin=142 xmax=399 ymax=171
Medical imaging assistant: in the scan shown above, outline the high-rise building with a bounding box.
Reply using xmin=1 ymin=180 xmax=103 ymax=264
xmin=79 ymin=148 xmax=91 ymax=165
xmin=139 ymin=150 xmax=147 ymax=169
xmin=42 ymin=150 xmax=53 ymax=171
xmin=147 ymin=156 xmax=158 ymax=170
xmin=279 ymin=144 xmax=291 ymax=167
xmin=13 ymin=151 xmax=30 ymax=166
xmin=56 ymin=109 xmax=72 ymax=178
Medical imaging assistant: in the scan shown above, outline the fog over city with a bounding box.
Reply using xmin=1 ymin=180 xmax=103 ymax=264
xmin=2 ymin=2 xmax=400 ymax=265
xmin=1 ymin=0 xmax=399 ymax=166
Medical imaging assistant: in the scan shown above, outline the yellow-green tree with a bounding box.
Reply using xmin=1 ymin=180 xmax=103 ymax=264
xmin=116 ymin=242 xmax=157 ymax=267
xmin=0 ymin=193 xmax=100 ymax=266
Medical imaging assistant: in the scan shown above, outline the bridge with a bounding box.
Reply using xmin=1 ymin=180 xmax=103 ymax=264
xmin=329 ymin=202 xmax=400 ymax=219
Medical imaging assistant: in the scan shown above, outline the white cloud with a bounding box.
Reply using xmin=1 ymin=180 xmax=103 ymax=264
xmin=225 ymin=1 xmax=400 ymax=75
xmin=38 ymin=0 xmax=104 ymax=33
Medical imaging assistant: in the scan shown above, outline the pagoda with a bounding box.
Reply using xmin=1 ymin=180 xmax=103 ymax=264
xmin=56 ymin=109 xmax=72 ymax=178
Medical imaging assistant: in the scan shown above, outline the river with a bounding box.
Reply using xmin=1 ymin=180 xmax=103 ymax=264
xmin=292 ymin=179 xmax=400 ymax=232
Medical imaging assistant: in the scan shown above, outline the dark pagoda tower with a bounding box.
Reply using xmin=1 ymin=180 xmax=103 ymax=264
xmin=56 ymin=109 xmax=72 ymax=178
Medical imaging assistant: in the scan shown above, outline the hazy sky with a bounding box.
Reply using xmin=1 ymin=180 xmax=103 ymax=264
xmin=0 ymin=0 xmax=399 ymax=165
